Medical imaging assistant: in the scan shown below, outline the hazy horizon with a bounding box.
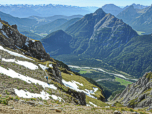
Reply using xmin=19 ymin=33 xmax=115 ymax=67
xmin=0 ymin=0 xmax=150 ymax=7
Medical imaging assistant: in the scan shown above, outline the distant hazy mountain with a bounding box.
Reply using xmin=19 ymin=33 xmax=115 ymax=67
xmin=102 ymin=4 xmax=123 ymax=16
xmin=0 ymin=4 xmax=98 ymax=18
xmin=0 ymin=11 xmax=37 ymax=32
xmin=41 ymin=30 xmax=73 ymax=55
xmin=117 ymin=5 xmax=152 ymax=34
xmin=20 ymin=31 xmax=42 ymax=40
xmin=123 ymin=3 xmax=149 ymax=10
xmin=131 ymin=6 xmax=152 ymax=34
xmin=28 ymin=15 xmax=83 ymax=25
xmin=52 ymin=18 xmax=81 ymax=32
xmin=10 ymin=7 xmax=40 ymax=18
xmin=117 ymin=5 xmax=140 ymax=24
xmin=34 ymin=18 xmax=68 ymax=33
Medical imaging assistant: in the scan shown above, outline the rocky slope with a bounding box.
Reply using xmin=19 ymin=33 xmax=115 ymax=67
xmin=0 ymin=18 xmax=106 ymax=107
xmin=111 ymin=72 xmax=152 ymax=111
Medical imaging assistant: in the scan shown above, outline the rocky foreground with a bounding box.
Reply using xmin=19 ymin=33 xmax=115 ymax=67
xmin=0 ymin=97 xmax=151 ymax=114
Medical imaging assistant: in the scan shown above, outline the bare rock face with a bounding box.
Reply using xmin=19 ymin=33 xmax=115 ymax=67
xmin=0 ymin=19 xmax=50 ymax=61
xmin=11 ymin=25 xmax=17 ymax=29
xmin=112 ymin=72 xmax=152 ymax=110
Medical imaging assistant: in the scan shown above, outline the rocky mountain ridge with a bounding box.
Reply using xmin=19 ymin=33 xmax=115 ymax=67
xmin=112 ymin=72 xmax=152 ymax=111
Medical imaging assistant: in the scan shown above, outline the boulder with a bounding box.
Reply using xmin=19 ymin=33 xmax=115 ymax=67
xmin=113 ymin=110 xmax=121 ymax=114
xmin=11 ymin=25 xmax=17 ymax=29
xmin=26 ymin=101 xmax=37 ymax=106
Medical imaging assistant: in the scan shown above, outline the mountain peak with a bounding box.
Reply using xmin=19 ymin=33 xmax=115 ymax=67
xmin=94 ymin=8 xmax=105 ymax=15
xmin=129 ymin=5 xmax=134 ymax=9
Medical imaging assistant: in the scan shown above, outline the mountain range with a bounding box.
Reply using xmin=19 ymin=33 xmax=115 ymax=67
xmin=42 ymin=8 xmax=138 ymax=56
xmin=41 ymin=7 xmax=152 ymax=80
xmin=0 ymin=4 xmax=98 ymax=18
xmin=101 ymin=3 xmax=149 ymax=16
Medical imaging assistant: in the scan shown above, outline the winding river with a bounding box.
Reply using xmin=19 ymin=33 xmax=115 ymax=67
xmin=68 ymin=65 xmax=138 ymax=81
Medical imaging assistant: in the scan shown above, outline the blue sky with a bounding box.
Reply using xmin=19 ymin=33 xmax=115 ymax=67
xmin=0 ymin=0 xmax=151 ymax=7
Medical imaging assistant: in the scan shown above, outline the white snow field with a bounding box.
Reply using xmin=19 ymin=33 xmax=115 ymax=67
xmin=62 ymin=79 xmax=97 ymax=99
xmin=0 ymin=45 xmax=33 ymax=60
xmin=14 ymin=89 xmax=64 ymax=101
xmin=2 ymin=58 xmax=38 ymax=70
xmin=0 ymin=66 xmax=57 ymax=90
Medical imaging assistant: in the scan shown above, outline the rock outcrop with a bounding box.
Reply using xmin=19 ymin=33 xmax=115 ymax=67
xmin=112 ymin=72 xmax=152 ymax=110
xmin=0 ymin=19 xmax=50 ymax=60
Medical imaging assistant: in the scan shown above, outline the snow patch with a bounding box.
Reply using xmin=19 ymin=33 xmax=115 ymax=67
xmin=1 ymin=30 xmax=9 ymax=38
xmin=0 ymin=45 xmax=33 ymax=61
xmin=2 ymin=58 xmax=38 ymax=70
xmin=85 ymin=87 xmax=98 ymax=95
xmin=93 ymin=87 xmax=98 ymax=93
xmin=0 ymin=22 xmax=3 ymax=29
xmin=62 ymin=79 xmax=96 ymax=99
xmin=39 ymin=64 xmax=48 ymax=71
xmin=25 ymin=38 xmax=29 ymax=46
xmin=14 ymin=89 xmax=50 ymax=100
xmin=89 ymin=102 xmax=97 ymax=107
xmin=49 ymin=64 xmax=53 ymax=68
xmin=32 ymin=40 xmax=35 ymax=42
xmin=14 ymin=89 xmax=64 ymax=102
xmin=86 ymin=104 xmax=91 ymax=107
xmin=0 ymin=66 xmax=57 ymax=90
xmin=51 ymin=95 xmax=64 ymax=102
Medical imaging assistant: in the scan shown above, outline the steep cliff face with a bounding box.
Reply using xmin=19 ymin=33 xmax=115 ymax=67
xmin=112 ymin=72 xmax=152 ymax=110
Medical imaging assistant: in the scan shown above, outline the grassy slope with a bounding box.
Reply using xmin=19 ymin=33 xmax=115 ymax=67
xmin=0 ymin=44 xmax=106 ymax=107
